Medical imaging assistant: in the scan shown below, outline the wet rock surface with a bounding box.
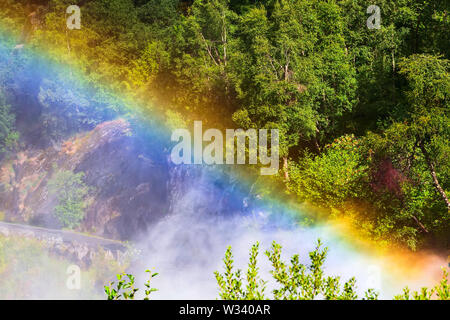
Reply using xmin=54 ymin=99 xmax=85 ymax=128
xmin=0 ymin=119 xmax=170 ymax=240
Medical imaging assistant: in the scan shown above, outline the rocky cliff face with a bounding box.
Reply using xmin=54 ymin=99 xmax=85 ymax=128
xmin=0 ymin=117 xmax=253 ymax=242
xmin=0 ymin=119 xmax=171 ymax=240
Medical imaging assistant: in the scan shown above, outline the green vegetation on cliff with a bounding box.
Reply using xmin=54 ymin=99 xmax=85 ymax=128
xmin=48 ymin=169 xmax=90 ymax=229
xmin=0 ymin=90 xmax=18 ymax=156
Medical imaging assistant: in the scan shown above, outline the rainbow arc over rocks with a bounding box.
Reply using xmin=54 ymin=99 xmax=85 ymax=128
xmin=0 ymin=17 xmax=446 ymax=298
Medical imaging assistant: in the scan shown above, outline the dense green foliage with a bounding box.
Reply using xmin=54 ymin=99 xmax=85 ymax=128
xmin=48 ymin=169 xmax=90 ymax=229
xmin=0 ymin=90 xmax=18 ymax=155
xmin=215 ymin=240 xmax=378 ymax=300
xmin=0 ymin=0 xmax=448 ymax=250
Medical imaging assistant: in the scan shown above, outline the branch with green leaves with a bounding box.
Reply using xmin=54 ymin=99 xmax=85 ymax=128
xmin=104 ymin=269 xmax=158 ymax=300
xmin=215 ymin=239 xmax=378 ymax=300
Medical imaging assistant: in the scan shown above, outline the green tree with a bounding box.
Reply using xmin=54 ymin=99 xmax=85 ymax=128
xmin=357 ymin=54 xmax=449 ymax=249
xmin=231 ymin=0 xmax=357 ymax=178
xmin=288 ymin=135 xmax=368 ymax=209
xmin=0 ymin=90 xmax=18 ymax=155
xmin=397 ymin=54 xmax=449 ymax=209
xmin=48 ymin=169 xmax=90 ymax=229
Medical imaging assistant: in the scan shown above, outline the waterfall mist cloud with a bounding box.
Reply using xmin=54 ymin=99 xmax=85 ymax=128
xmin=0 ymin=166 xmax=444 ymax=300
xmin=130 ymin=170 xmax=433 ymax=300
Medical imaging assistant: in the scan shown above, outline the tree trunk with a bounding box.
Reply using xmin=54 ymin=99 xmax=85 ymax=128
xmin=283 ymin=157 xmax=289 ymax=181
xmin=419 ymin=142 xmax=450 ymax=210
xmin=411 ymin=215 xmax=428 ymax=233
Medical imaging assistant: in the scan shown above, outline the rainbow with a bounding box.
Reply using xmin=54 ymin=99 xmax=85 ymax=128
xmin=0 ymin=12 xmax=447 ymax=298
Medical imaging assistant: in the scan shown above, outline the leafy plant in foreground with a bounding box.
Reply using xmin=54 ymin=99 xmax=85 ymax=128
xmin=216 ymin=240 xmax=449 ymax=300
xmin=215 ymin=240 xmax=378 ymax=300
xmin=394 ymin=269 xmax=449 ymax=300
xmin=105 ymin=240 xmax=448 ymax=300
xmin=104 ymin=269 xmax=158 ymax=300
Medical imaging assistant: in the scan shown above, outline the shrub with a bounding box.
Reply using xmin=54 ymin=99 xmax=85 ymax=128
xmin=48 ymin=169 xmax=90 ymax=229
xmin=104 ymin=270 xmax=158 ymax=300
xmin=0 ymin=90 xmax=18 ymax=155
xmin=289 ymin=135 xmax=368 ymax=209
xmin=394 ymin=269 xmax=449 ymax=300
xmin=215 ymin=240 xmax=378 ymax=300
xmin=104 ymin=239 xmax=449 ymax=300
